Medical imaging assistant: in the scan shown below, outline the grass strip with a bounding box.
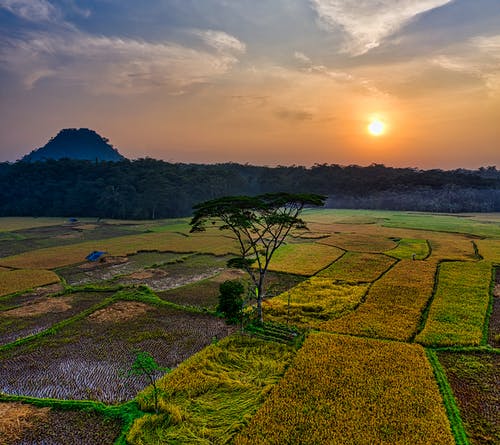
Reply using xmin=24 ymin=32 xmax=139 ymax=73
xmin=425 ymin=349 xmax=469 ymax=445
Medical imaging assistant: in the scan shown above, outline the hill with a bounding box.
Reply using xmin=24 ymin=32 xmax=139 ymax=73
xmin=22 ymin=128 xmax=125 ymax=162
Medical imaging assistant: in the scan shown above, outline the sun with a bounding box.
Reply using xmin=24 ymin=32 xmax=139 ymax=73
xmin=368 ymin=119 xmax=385 ymax=136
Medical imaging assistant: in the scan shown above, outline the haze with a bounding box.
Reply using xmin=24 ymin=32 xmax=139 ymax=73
xmin=0 ymin=0 xmax=499 ymax=168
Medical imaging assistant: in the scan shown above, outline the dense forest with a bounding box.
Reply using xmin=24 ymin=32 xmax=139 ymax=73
xmin=0 ymin=159 xmax=499 ymax=219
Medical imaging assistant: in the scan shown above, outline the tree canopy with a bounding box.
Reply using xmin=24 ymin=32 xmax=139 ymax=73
xmin=190 ymin=193 xmax=326 ymax=322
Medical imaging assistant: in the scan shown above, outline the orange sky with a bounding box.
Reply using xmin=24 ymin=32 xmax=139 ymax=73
xmin=1 ymin=0 xmax=499 ymax=168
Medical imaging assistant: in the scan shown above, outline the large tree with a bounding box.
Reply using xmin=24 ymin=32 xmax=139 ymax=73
xmin=190 ymin=193 xmax=326 ymax=322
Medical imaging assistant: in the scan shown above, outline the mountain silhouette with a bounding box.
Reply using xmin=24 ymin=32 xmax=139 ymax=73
xmin=22 ymin=128 xmax=125 ymax=162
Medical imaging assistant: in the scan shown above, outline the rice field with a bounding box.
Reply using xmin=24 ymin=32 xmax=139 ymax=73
xmin=0 ymin=211 xmax=498 ymax=444
xmin=0 ymin=269 xmax=60 ymax=297
xmin=0 ymin=230 xmax=237 ymax=269
xmin=386 ymin=238 xmax=429 ymax=260
xmin=266 ymin=242 xmax=344 ymax=275
xmin=416 ymin=261 xmax=493 ymax=346
xmin=234 ymin=332 xmax=454 ymax=445
xmin=317 ymin=252 xmax=396 ymax=282
xmin=263 ymin=278 xmax=369 ymax=329
xmin=329 ymin=259 xmax=438 ymax=341
xmin=128 ymin=335 xmax=295 ymax=444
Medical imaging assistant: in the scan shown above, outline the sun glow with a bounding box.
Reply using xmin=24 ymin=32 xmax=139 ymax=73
xmin=368 ymin=119 xmax=385 ymax=136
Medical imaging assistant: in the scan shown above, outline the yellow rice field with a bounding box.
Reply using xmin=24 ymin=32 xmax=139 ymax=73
xmin=234 ymin=332 xmax=454 ymax=445
xmin=0 ymin=269 xmax=60 ymax=297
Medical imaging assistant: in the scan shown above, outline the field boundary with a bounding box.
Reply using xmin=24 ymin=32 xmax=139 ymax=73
xmin=482 ymin=265 xmax=497 ymax=346
xmin=425 ymin=349 xmax=469 ymax=445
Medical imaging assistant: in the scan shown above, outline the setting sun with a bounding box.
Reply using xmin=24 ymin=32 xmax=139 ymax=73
xmin=368 ymin=119 xmax=386 ymax=136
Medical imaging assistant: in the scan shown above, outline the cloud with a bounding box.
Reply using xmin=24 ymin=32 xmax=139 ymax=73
xmin=309 ymin=0 xmax=452 ymax=55
xmin=275 ymin=108 xmax=314 ymax=122
xmin=432 ymin=34 xmax=500 ymax=95
xmin=0 ymin=29 xmax=246 ymax=94
xmin=0 ymin=0 xmax=60 ymax=22
xmin=194 ymin=30 xmax=246 ymax=54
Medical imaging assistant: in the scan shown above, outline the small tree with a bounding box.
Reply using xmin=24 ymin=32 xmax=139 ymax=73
xmin=127 ymin=350 xmax=170 ymax=414
xmin=218 ymin=280 xmax=245 ymax=322
xmin=190 ymin=192 xmax=325 ymax=322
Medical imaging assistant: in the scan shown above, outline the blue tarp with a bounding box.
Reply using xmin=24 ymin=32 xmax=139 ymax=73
xmin=86 ymin=251 xmax=106 ymax=261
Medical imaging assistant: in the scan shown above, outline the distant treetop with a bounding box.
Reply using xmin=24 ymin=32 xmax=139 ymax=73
xmin=22 ymin=128 xmax=125 ymax=162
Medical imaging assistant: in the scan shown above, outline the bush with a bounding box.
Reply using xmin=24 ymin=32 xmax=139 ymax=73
xmin=217 ymin=280 xmax=244 ymax=322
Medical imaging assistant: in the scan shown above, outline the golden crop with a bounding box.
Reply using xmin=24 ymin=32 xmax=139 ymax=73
xmin=329 ymin=259 xmax=438 ymax=341
xmin=476 ymin=239 xmax=500 ymax=263
xmin=266 ymin=243 xmax=344 ymax=276
xmin=318 ymin=232 xmax=397 ymax=252
xmin=263 ymin=278 xmax=368 ymax=329
xmin=0 ymin=270 xmax=60 ymax=296
xmin=0 ymin=231 xmax=238 ymax=269
xmin=416 ymin=261 xmax=492 ymax=346
xmin=318 ymin=252 xmax=395 ymax=283
xmin=235 ymin=332 xmax=454 ymax=445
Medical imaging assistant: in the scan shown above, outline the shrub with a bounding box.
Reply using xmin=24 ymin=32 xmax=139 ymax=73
xmin=217 ymin=280 xmax=245 ymax=322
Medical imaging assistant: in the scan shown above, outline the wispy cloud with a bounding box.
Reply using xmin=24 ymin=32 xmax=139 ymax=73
xmin=309 ymin=0 xmax=452 ymax=56
xmin=275 ymin=108 xmax=314 ymax=122
xmin=194 ymin=30 xmax=246 ymax=54
xmin=1 ymin=29 xmax=246 ymax=94
xmin=0 ymin=0 xmax=60 ymax=22
xmin=432 ymin=34 xmax=500 ymax=95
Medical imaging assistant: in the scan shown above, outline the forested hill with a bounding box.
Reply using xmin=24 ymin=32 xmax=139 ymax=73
xmin=0 ymin=159 xmax=498 ymax=219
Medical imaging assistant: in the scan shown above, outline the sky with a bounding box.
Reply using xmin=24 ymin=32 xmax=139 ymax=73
xmin=0 ymin=0 xmax=499 ymax=169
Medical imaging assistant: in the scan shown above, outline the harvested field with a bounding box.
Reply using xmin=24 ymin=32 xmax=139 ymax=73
xmin=89 ymin=301 xmax=150 ymax=323
xmin=158 ymin=269 xmax=304 ymax=310
xmin=235 ymin=333 xmax=454 ymax=445
xmin=0 ymin=292 xmax=114 ymax=345
xmin=437 ymin=352 xmax=499 ymax=445
xmin=329 ymin=259 xmax=438 ymax=341
xmin=0 ymin=283 xmax=64 ymax=311
xmin=0 ymin=269 xmax=60 ymax=297
xmin=0 ymin=402 xmax=122 ymax=445
xmin=488 ymin=268 xmax=500 ymax=348
xmin=117 ymin=254 xmax=231 ymax=291
xmin=416 ymin=261 xmax=492 ymax=346
xmin=266 ymin=243 xmax=344 ymax=276
xmin=318 ymin=252 xmax=396 ymax=283
xmin=56 ymin=251 xmax=190 ymax=286
xmin=0 ymin=300 xmax=233 ymax=402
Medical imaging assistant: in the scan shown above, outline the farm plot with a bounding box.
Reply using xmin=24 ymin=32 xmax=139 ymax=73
xmin=234 ymin=333 xmax=454 ymax=445
xmin=0 ymin=291 xmax=114 ymax=345
xmin=318 ymin=231 xmax=397 ymax=252
xmin=0 ymin=269 xmax=60 ymax=297
xmin=488 ymin=268 xmax=500 ymax=348
xmin=263 ymin=278 xmax=368 ymax=329
xmin=0 ymin=222 xmax=138 ymax=258
xmin=0 ymin=217 xmax=68 ymax=232
xmin=476 ymin=239 xmax=500 ymax=263
xmin=437 ymin=352 xmax=499 ymax=445
xmin=266 ymin=243 xmax=344 ymax=276
xmin=0 ymin=230 xmax=237 ymax=270
xmin=426 ymin=233 xmax=478 ymax=261
xmin=386 ymin=238 xmax=429 ymax=260
xmin=416 ymin=261 xmax=492 ymax=347
xmin=0 ymin=299 xmax=233 ymax=403
xmin=0 ymin=402 xmax=122 ymax=445
xmin=128 ymin=335 xmax=295 ymax=445
xmin=57 ymin=251 xmax=191 ymax=286
xmin=329 ymin=259 xmax=438 ymax=341
xmin=116 ymin=254 xmax=232 ymax=291
xmin=158 ymin=269 xmax=304 ymax=310
xmin=317 ymin=252 xmax=396 ymax=283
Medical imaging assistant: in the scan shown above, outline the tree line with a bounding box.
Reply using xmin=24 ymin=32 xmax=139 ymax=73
xmin=0 ymin=159 xmax=498 ymax=219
